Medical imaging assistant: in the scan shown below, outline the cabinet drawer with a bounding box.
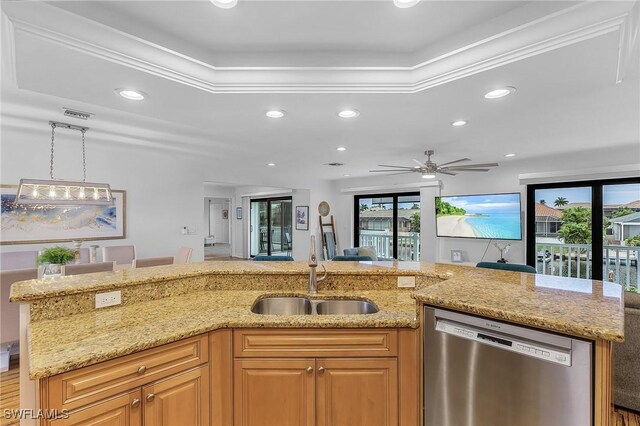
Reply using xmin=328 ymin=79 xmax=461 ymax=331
xmin=234 ymin=329 xmax=397 ymax=358
xmin=45 ymin=334 xmax=208 ymax=411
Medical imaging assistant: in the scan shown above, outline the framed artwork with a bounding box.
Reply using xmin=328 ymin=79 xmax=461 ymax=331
xmin=222 ymin=209 xmax=229 ymax=220
xmin=236 ymin=207 xmax=243 ymax=220
xmin=1 ymin=185 xmax=126 ymax=245
xmin=295 ymin=205 xmax=309 ymax=231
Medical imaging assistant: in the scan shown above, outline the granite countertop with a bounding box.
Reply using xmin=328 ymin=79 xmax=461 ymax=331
xmin=13 ymin=261 xmax=625 ymax=379
xmin=413 ymin=267 xmax=625 ymax=343
xmin=27 ymin=288 xmax=419 ymax=379
xmin=10 ymin=260 xmax=462 ymax=302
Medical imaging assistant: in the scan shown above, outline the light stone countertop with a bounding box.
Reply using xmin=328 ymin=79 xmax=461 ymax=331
xmin=12 ymin=261 xmax=625 ymax=379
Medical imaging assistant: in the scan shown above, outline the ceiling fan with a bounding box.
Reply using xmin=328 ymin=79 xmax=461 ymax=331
xmin=370 ymin=150 xmax=498 ymax=178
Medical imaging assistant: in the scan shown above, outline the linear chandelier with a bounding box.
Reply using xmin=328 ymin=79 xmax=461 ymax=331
xmin=16 ymin=121 xmax=113 ymax=205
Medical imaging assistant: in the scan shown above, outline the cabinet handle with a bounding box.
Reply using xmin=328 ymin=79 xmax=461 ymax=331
xmin=131 ymin=398 xmax=140 ymax=408
xmin=306 ymin=366 xmax=313 ymax=373
xmin=146 ymin=393 xmax=155 ymax=402
xmin=318 ymin=367 xmax=325 ymax=374
xmin=137 ymin=365 xmax=146 ymax=374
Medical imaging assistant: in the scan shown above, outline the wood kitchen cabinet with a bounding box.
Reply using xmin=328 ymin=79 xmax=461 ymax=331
xmin=232 ymin=329 xmax=415 ymax=426
xmin=49 ymin=390 xmax=142 ymax=426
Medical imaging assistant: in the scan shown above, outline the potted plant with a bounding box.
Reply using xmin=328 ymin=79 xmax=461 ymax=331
xmin=37 ymin=246 xmax=78 ymax=276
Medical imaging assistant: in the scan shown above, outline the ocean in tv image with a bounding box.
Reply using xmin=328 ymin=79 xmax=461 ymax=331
xmin=436 ymin=193 xmax=522 ymax=240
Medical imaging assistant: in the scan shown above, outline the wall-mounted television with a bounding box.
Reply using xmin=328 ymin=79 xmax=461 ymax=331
xmin=435 ymin=193 xmax=522 ymax=240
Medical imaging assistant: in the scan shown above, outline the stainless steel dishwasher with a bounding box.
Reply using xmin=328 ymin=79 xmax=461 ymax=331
xmin=424 ymin=307 xmax=593 ymax=426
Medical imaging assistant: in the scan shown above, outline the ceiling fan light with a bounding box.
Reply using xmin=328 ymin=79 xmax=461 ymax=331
xmin=422 ymin=173 xmax=436 ymax=179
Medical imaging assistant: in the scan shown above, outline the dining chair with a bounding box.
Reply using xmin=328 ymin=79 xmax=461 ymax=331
xmin=0 ymin=251 xmax=38 ymax=271
xmin=76 ymin=247 xmax=91 ymax=264
xmin=0 ymin=268 xmax=37 ymax=347
xmin=176 ymin=247 xmax=193 ymax=264
xmin=102 ymin=245 xmax=136 ymax=265
xmin=132 ymin=257 xmax=175 ymax=268
xmin=61 ymin=261 xmax=115 ymax=276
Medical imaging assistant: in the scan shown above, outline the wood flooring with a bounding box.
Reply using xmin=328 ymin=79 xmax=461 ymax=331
xmin=0 ymin=358 xmax=638 ymax=425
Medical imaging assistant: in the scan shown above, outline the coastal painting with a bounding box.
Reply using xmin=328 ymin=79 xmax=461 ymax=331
xmin=436 ymin=193 xmax=522 ymax=240
xmin=0 ymin=185 xmax=126 ymax=245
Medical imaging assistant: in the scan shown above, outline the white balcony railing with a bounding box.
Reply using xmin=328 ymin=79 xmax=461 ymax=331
xmin=359 ymin=232 xmax=420 ymax=261
xmin=536 ymin=242 xmax=639 ymax=290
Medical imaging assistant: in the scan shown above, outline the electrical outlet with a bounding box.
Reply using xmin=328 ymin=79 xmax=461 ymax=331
xmin=397 ymin=276 xmax=416 ymax=288
xmin=95 ymin=291 xmax=121 ymax=308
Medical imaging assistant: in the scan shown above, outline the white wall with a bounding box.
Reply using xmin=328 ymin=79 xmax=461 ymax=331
xmin=1 ymin=122 xmax=206 ymax=262
xmin=330 ymin=145 xmax=639 ymax=265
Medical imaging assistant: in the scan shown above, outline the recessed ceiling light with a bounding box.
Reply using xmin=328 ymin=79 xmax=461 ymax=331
xmin=422 ymin=173 xmax=436 ymax=179
xmin=210 ymin=0 xmax=237 ymax=9
xmin=337 ymin=147 xmax=347 ymax=151
xmin=338 ymin=109 xmax=360 ymax=119
xmin=451 ymin=120 xmax=468 ymax=127
xmin=266 ymin=110 xmax=285 ymax=118
xmin=116 ymin=89 xmax=145 ymax=101
xmin=484 ymin=87 xmax=516 ymax=99
xmin=505 ymin=153 xmax=516 ymax=157
xmin=394 ymin=0 xmax=420 ymax=8
xmin=267 ymin=163 xmax=276 ymax=167
xmin=343 ymin=174 xmax=351 ymax=177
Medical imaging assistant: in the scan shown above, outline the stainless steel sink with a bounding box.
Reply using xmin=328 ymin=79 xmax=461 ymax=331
xmin=316 ymin=300 xmax=379 ymax=315
xmin=251 ymin=297 xmax=313 ymax=315
xmin=251 ymin=297 xmax=379 ymax=315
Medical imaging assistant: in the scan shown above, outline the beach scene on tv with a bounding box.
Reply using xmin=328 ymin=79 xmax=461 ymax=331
xmin=436 ymin=193 xmax=522 ymax=240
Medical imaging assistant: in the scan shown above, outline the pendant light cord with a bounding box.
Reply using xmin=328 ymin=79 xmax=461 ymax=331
xmin=48 ymin=121 xmax=89 ymax=182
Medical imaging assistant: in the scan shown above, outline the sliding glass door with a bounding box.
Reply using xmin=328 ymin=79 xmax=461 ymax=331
xmin=526 ymin=178 xmax=640 ymax=291
xmin=250 ymin=197 xmax=292 ymax=257
xmin=354 ymin=192 xmax=420 ymax=260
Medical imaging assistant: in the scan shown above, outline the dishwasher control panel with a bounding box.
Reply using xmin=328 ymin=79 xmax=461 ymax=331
xmin=435 ymin=319 xmax=572 ymax=366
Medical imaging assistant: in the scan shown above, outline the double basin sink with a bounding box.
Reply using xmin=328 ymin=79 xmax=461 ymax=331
xmin=251 ymin=296 xmax=379 ymax=315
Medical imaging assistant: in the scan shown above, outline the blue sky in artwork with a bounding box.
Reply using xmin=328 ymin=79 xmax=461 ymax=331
xmin=441 ymin=193 xmax=521 ymax=214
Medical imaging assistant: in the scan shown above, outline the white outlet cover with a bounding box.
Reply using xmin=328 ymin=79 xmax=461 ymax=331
xmin=95 ymin=290 xmax=122 ymax=308
xmin=397 ymin=276 xmax=416 ymax=288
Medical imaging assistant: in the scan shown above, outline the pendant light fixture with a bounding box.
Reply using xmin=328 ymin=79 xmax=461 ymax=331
xmin=16 ymin=121 xmax=113 ymax=205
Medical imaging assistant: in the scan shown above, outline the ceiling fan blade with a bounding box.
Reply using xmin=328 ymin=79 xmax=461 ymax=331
xmin=412 ymin=159 xmax=426 ymax=168
xmin=438 ymin=170 xmax=457 ymax=176
xmin=445 ymin=168 xmax=490 ymax=172
xmin=377 ymin=164 xmax=416 ymax=169
xmin=448 ymin=163 xmax=499 ymax=168
xmin=369 ymin=169 xmax=417 ymax=173
xmin=438 ymin=158 xmax=471 ymax=167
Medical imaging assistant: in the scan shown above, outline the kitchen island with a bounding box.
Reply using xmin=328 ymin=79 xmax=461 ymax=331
xmin=10 ymin=261 xmax=624 ymax=426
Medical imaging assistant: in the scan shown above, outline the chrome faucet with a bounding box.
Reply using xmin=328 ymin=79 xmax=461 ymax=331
xmin=308 ymin=235 xmax=327 ymax=294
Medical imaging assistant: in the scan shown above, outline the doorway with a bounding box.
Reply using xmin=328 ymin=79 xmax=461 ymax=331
xmin=205 ymin=198 xmax=232 ymax=260
xmin=250 ymin=197 xmax=293 ymax=257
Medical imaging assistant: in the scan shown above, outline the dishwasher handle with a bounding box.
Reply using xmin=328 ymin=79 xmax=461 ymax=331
xmin=435 ymin=318 xmax=573 ymax=367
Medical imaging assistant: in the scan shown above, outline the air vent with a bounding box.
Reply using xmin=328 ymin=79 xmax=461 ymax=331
xmin=63 ymin=108 xmax=94 ymax=120
xmin=325 ymin=162 xmax=345 ymax=167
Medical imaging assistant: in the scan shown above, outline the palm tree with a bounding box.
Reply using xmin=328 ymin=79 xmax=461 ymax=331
xmin=554 ymin=197 xmax=568 ymax=207
xmin=540 ymin=199 xmax=547 ymax=205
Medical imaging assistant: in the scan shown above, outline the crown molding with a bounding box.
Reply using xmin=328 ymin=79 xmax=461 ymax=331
xmin=616 ymin=1 xmax=640 ymax=83
xmin=2 ymin=1 xmax=634 ymax=94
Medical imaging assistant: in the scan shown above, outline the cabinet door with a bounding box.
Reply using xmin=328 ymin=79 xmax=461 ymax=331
xmin=234 ymin=359 xmax=315 ymax=426
xmin=49 ymin=390 xmax=142 ymax=426
xmin=316 ymin=358 xmax=398 ymax=426
xmin=142 ymin=365 xmax=209 ymax=426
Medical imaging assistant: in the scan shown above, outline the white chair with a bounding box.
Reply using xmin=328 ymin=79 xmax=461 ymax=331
xmin=76 ymin=247 xmax=90 ymax=264
xmin=0 ymin=251 xmax=38 ymax=271
xmin=132 ymin=257 xmax=175 ymax=268
xmin=102 ymin=245 xmax=136 ymax=265
xmin=1 ymin=268 xmax=37 ymax=347
xmin=176 ymin=247 xmax=193 ymax=264
xmin=61 ymin=261 xmax=115 ymax=276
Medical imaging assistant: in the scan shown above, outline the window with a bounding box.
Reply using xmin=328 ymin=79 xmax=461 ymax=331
xmin=354 ymin=193 xmax=420 ymax=261
xmin=250 ymin=197 xmax=292 ymax=257
xmin=526 ymin=177 xmax=640 ymax=291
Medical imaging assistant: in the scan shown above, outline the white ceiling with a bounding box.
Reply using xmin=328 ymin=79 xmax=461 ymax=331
xmin=2 ymin=0 xmax=639 ymax=186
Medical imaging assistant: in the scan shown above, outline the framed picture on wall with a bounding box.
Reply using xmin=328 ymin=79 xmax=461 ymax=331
xmin=296 ymin=205 xmax=309 ymax=231
xmin=222 ymin=210 xmax=228 ymax=220
xmin=236 ymin=207 xmax=242 ymax=220
xmin=0 ymin=184 xmax=127 ymax=245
